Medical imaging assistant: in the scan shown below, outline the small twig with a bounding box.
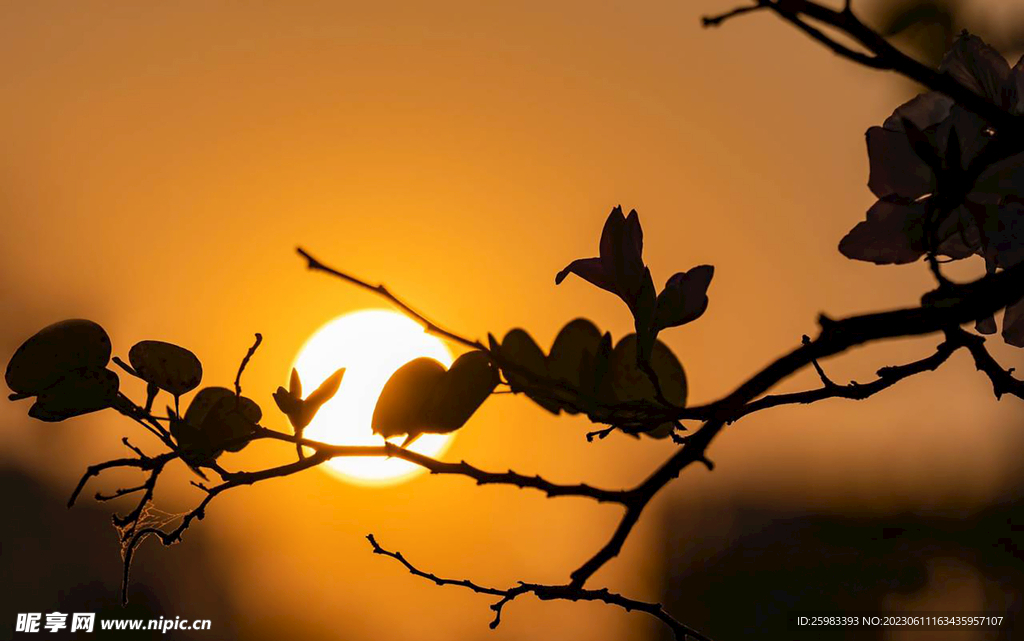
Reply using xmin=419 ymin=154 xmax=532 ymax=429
xmin=235 ymin=333 xmax=263 ymax=398
xmin=948 ymin=327 xmax=1024 ymax=400
xmin=702 ymin=2 xmax=765 ymax=27
xmin=68 ymin=452 xmax=175 ymax=509
xmin=297 ymin=248 xmax=482 ymax=351
xmin=95 ymin=484 xmax=149 ymax=502
xmin=121 ymin=437 xmax=146 ymax=458
xmin=366 ymin=534 xmax=714 ymax=641
xmin=802 ymin=334 xmax=837 ymax=388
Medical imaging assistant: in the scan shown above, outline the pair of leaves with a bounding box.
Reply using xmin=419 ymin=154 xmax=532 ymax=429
xmin=5 ymin=319 xmax=120 ymax=422
xmin=371 ymin=351 xmax=499 ymax=447
xmin=490 ymin=319 xmax=686 ymax=438
xmin=273 ymin=367 xmax=345 ymax=432
xmin=555 ymin=207 xmax=713 ymax=360
xmin=170 ymin=387 xmax=262 ymax=465
xmin=489 ymin=319 xmax=610 ymax=415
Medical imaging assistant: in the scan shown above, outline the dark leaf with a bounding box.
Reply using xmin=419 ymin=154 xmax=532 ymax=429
xmin=548 ymin=319 xmax=603 ymax=391
xmin=275 ymin=368 xmax=346 ymax=432
xmin=633 ymin=268 xmax=658 ymax=364
xmin=866 ymin=125 xmax=936 ymax=199
xmin=976 ymin=315 xmax=998 ymax=334
xmin=128 ymin=340 xmax=203 ymax=397
xmin=554 ymin=258 xmax=616 ymax=294
xmin=183 ymin=387 xmax=235 ymax=430
xmin=28 ymin=367 xmax=119 ymax=422
xmin=653 ymin=265 xmax=714 ymax=333
xmin=606 ymin=209 xmax=647 ymax=308
xmin=272 ymin=369 xmax=303 ymax=418
xmin=201 ymin=394 xmax=262 ymax=453
xmin=939 ymin=31 xmax=1012 ymax=105
xmin=555 ymin=206 xmax=649 ymax=315
xmin=1003 ymin=295 xmax=1024 ymax=347
xmin=900 ymin=117 xmax=943 ymax=172
xmin=175 ymin=387 xmax=261 ymax=457
xmin=497 ymin=329 xmax=558 ymax=411
xmin=601 ymin=335 xmax=686 ymax=438
xmin=577 ymin=331 xmax=613 ymax=405
xmin=427 ymin=351 xmax=499 ymax=431
xmin=6 ymin=319 xmax=111 ymax=396
xmin=883 ymin=92 xmax=953 ymax=132
xmin=371 ymin=357 xmax=446 ymax=441
xmin=839 ymin=199 xmax=930 ymax=264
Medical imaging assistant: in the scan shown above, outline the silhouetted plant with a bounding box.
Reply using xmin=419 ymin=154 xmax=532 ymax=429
xmin=9 ymin=3 xmax=1024 ymax=640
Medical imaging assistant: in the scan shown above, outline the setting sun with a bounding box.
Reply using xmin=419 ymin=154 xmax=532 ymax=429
xmin=291 ymin=309 xmax=454 ymax=484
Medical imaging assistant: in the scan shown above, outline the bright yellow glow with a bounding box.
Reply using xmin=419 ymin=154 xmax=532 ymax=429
xmin=292 ymin=309 xmax=453 ymax=485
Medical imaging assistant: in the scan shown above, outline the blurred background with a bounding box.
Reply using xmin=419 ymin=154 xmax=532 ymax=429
xmin=2 ymin=1 xmax=1024 ymax=639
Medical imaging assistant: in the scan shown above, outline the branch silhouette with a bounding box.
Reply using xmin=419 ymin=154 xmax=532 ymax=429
xmin=8 ymin=3 xmax=1024 ymax=640
xmin=366 ymin=534 xmax=715 ymax=641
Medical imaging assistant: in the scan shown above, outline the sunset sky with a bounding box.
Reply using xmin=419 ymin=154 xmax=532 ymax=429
xmin=2 ymin=1 xmax=1023 ymax=639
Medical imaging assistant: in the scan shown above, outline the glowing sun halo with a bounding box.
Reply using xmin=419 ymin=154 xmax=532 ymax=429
xmin=291 ymin=309 xmax=454 ymax=485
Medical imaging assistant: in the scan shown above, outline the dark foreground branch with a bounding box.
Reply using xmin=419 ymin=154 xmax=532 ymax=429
xmin=112 ymin=428 xmax=629 ymax=603
xmin=366 ymin=534 xmax=713 ymax=641
xmin=568 ymin=259 xmax=1024 ymax=586
xmin=702 ymin=0 xmax=1023 ymax=134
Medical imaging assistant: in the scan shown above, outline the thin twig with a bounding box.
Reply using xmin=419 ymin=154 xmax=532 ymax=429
xmin=366 ymin=534 xmax=714 ymax=641
xmin=297 ymin=247 xmax=483 ymax=350
xmin=235 ymin=333 xmax=263 ymax=398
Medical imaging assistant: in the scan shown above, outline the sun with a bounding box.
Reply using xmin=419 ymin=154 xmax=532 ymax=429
xmin=291 ymin=309 xmax=454 ymax=485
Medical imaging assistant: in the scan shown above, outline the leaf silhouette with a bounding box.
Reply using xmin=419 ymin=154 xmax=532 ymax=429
xmin=173 ymin=387 xmax=261 ymax=462
xmin=556 ymin=207 xmax=654 ymax=316
xmin=273 ymin=367 xmax=345 ymax=431
xmin=372 ymin=352 xmax=498 ymax=447
xmin=128 ymin=340 xmax=203 ymax=398
xmin=272 ymin=368 xmax=303 ymax=418
xmin=556 ymin=208 xmax=711 ymax=361
xmin=494 ymin=329 xmax=559 ymax=412
xmin=601 ymin=334 xmax=686 ymax=438
xmin=202 ymin=394 xmax=262 ymax=453
xmin=6 ymin=319 xmax=111 ymax=397
xmin=1003 ymin=296 xmax=1024 ymax=347
xmin=548 ymin=319 xmax=603 ymax=391
xmin=426 ymin=351 xmax=499 ymax=431
xmin=654 ymin=265 xmax=715 ymax=332
xmin=371 ymin=358 xmax=447 ymax=443
xmin=577 ymin=331 xmax=613 ymax=405
xmin=28 ymin=367 xmax=119 ymax=422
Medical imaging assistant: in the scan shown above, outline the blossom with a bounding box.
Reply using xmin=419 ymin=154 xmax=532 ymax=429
xmin=839 ymin=32 xmax=1024 ymax=345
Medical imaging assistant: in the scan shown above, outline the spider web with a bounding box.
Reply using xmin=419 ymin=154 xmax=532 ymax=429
xmin=113 ymin=504 xmax=187 ymax=561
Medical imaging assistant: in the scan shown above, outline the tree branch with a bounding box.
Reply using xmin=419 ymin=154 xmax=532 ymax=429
xmin=948 ymin=327 xmax=1024 ymax=400
xmin=701 ymin=0 xmax=1023 ymax=134
xmin=297 ymin=247 xmax=483 ymax=351
xmin=366 ymin=534 xmax=713 ymax=641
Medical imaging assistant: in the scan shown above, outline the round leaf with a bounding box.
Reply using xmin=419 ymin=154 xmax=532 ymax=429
xmin=548 ymin=319 xmax=602 ymax=390
xmin=499 ymin=329 xmax=561 ymax=414
xmin=177 ymin=387 xmax=260 ymax=458
xmin=183 ymin=387 xmax=234 ymax=429
xmin=28 ymin=367 xmax=119 ymax=422
xmin=129 ymin=340 xmax=203 ymax=397
xmin=427 ymin=351 xmax=499 ymax=431
xmin=371 ymin=357 xmax=446 ymax=440
xmin=6 ymin=319 xmax=111 ymax=396
xmin=201 ymin=394 xmax=262 ymax=452
xmin=603 ymin=334 xmax=686 ymax=438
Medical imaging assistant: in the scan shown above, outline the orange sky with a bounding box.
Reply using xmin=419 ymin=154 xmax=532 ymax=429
xmin=2 ymin=2 xmax=1023 ymax=639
